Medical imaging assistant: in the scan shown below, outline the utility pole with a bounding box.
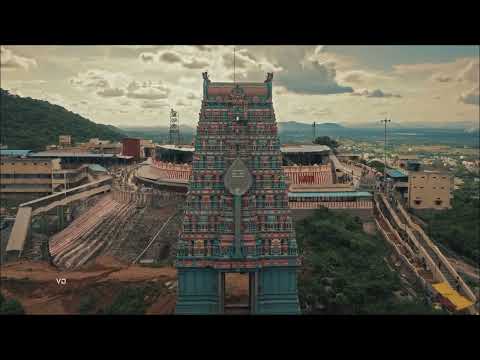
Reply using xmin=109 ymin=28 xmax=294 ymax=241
xmin=312 ymin=121 xmax=316 ymax=143
xmin=381 ymin=118 xmax=391 ymax=195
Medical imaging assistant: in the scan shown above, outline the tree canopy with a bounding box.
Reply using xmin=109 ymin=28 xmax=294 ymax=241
xmin=0 ymin=89 xmax=125 ymax=151
xmin=296 ymin=207 xmax=444 ymax=314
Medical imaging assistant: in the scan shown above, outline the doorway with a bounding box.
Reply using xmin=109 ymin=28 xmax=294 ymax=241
xmin=220 ymin=271 xmax=257 ymax=314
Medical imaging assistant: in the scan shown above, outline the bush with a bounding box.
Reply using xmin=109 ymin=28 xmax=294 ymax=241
xmin=78 ymin=294 xmax=96 ymax=314
xmin=101 ymin=287 xmax=148 ymax=315
xmin=416 ymin=179 xmax=479 ymax=264
xmin=297 ymin=208 xmax=437 ymax=314
xmin=0 ymin=298 xmax=25 ymax=315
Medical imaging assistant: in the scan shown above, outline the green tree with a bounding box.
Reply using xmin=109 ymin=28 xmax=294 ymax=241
xmin=313 ymin=136 xmax=339 ymax=150
xmin=0 ymin=298 xmax=25 ymax=314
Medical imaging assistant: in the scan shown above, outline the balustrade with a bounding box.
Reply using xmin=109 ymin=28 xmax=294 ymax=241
xmin=177 ymin=243 xmax=298 ymax=259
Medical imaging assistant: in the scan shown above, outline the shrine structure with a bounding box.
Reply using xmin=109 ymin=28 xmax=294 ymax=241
xmin=175 ymin=72 xmax=301 ymax=314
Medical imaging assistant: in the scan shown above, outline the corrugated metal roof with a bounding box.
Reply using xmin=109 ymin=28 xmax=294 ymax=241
xmin=29 ymin=151 xmax=115 ymax=158
xmin=288 ymin=191 xmax=372 ymax=198
xmin=386 ymin=169 xmax=408 ymax=178
xmin=280 ymin=145 xmax=331 ymax=153
xmin=87 ymin=164 xmax=108 ymax=172
xmin=0 ymin=149 xmax=32 ymax=157
xmin=157 ymin=145 xmax=194 ymax=152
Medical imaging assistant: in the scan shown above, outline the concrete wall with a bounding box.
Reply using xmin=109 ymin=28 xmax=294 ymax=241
xmin=408 ymin=171 xmax=453 ymax=210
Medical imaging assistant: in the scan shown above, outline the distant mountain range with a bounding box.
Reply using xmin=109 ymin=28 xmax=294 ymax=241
xmin=2 ymin=88 xmax=477 ymax=151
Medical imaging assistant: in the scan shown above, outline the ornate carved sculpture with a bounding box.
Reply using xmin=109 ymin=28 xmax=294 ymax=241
xmin=202 ymin=71 xmax=210 ymax=83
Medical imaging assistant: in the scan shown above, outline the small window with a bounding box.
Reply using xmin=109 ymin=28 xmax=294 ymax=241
xmin=44 ymin=163 xmax=48 ymax=165
xmin=414 ymin=200 xmax=422 ymax=205
xmin=33 ymin=163 xmax=37 ymax=165
xmin=435 ymin=200 xmax=443 ymax=206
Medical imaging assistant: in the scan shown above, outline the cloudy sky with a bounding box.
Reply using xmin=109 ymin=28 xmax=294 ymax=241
xmin=1 ymin=45 xmax=479 ymax=129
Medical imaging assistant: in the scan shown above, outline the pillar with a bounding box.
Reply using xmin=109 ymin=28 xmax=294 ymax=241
xmin=256 ymin=267 xmax=301 ymax=314
xmin=175 ymin=267 xmax=220 ymax=314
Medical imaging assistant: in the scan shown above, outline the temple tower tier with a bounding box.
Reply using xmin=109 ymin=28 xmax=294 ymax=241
xmin=175 ymin=72 xmax=301 ymax=314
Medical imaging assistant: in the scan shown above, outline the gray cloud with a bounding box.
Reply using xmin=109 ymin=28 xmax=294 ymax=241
xmin=125 ymin=81 xmax=170 ymax=100
xmin=458 ymin=60 xmax=479 ymax=83
xmin=139 ymin=52 xmax=156 ymax=63
xmin=459 ymin=86 xmax=479 ymax=106
xmin=186 ymin=92 xmax=198 ymax=100
xmin=176 ymin=99 xmax=188 ymax=107
xmin=0 ymin=46 xmax=37 ymax=70
xmin=160 ymin=51 xmax=183 ymax=64
xmin=222 ymin=49 xmax=258 ymax=69
xmin=97 ymin=88 xmax=125 ymax=97
xmin=183 ymin=59 xmax=209 ymax=69
xmin=432 ymin=74 xmax=452 ymax=83
xmin=278 ymin=62 xmax=354 ymax=95
xmin=351 ymin=88 xmax=402 ymax=98
xmin=192 ymin=45 xmax=211 ymax=52
xmin=341 ymin=71 xmax=366 ymax=84
xmin=141 ymin=100 xmax=169 ymax=109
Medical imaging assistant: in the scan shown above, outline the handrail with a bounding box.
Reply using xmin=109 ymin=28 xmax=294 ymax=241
xmin=132 ymin=210 xmax=180 ymax=264
xmin=397 ymin=202 xmax=478 ymax=311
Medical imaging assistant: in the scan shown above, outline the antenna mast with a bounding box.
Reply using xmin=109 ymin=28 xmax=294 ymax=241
xmin=169 ymin=108 xmax=181 ymax=146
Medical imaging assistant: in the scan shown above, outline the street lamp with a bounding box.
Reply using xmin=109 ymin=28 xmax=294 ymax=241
xmin=381 ymin=118 xmax=391 ymax=195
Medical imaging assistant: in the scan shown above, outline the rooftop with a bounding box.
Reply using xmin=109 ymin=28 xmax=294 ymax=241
xmin=156 ymin=144 xmax=332 ymax=154
xmin=386 ymin=169 xmax=408 ymax=179
xmin=280 ymin=145 xmax=331 ymax=154
xmin=87 ymin=164 xmax=108 ymax=172
xmin=29 ymin=151 xmax=116 ymax=158
xmin=0 ymin=149 xmax=32 ymax=157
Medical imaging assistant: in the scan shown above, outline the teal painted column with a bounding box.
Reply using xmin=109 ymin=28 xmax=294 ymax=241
xmin=175 ymin=267 xmax=220 ymax=314
xmin=233 ymin=195 xmax=242 ymax=258
xmin=257 ymin=267 xmax=301 ymax=315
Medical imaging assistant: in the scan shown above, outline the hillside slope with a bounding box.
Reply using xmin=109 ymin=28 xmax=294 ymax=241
xmin=0 ymin=89 xmax=125 ymax=151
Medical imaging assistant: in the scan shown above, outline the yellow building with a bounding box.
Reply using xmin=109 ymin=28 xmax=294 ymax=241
xmin=0 ymin=157 xmax=88 ymax=193
xmin=59 ymin=135 xmax=72 ymax=146
xmin=408 ymin=171 xmax=453 ymax=210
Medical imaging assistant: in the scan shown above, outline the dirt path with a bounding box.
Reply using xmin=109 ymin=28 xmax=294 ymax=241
xmin=0 ymin=256 xmax=177 ymax=314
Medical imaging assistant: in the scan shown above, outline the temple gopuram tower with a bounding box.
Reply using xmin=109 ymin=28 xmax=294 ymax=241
xmin=175 ymin=72 xmax=300 ymax=314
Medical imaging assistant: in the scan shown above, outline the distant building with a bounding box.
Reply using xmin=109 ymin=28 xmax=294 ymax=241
xmin=394 ymin=154 xmax=421 ymax=171
xmin=122 ymin=138 xmax=141 ymax=160
xmin=385 ymin=168 xmax=409 ymax=200
xmin=59 ymin=135 xmax=72 ymax=146
xmin=0 ymin=157 xmax=88 ymax=194
xmin=408 ymin=171 xmax=453 ymax=210
xmin=0 ymin=149 xmax=32 ymax=158
xmin=140 ymin=139 xmax=155 ymax=159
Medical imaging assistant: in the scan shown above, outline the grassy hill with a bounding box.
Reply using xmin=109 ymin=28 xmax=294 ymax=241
xmin=296 ymin=208 xmax=444 ymax=314
xmin=0 ymin=89 xmax=125 ymax=151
